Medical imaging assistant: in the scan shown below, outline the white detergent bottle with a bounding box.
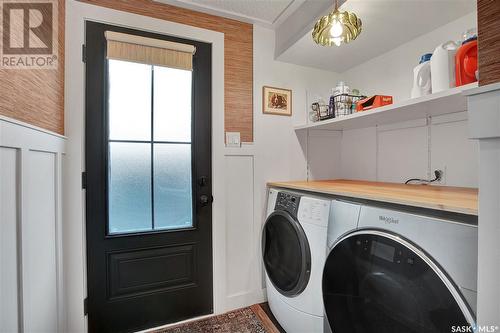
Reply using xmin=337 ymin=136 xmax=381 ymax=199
xmin=411 ymin=53 xmax=432 ymax=98
xmin=431 ymin=41 xmax=459 ymax=93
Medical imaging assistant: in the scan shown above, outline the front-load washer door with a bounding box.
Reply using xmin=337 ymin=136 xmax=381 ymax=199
xmin=323 ymin=230 xmax=475 ymax=333
xmin=262 ymin=210 xmax=311 ymax=297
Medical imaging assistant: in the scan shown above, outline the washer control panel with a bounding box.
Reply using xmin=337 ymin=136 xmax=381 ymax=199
xmin=275 ymin=191 xmax=300 ymax=217
xmin=298 ymin=197 xmax=330 ymax=228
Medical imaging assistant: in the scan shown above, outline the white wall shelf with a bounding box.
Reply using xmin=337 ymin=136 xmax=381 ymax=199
xmin=296 ymin=82 xmax=478 ymax=131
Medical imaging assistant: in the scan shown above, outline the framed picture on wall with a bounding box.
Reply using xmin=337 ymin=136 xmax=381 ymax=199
xmin=262 ymin=86 xmax=292 ymax=116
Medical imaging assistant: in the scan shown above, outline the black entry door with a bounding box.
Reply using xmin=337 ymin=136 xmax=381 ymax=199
xmin=85 ymin=22 xmax=212 ymax=333
xmin=323 ymin=230 xmax=475 ymax=333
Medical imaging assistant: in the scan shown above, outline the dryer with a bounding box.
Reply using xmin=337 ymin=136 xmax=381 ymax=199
xmin=263 ymin=188 xmax=331 ymax=333
xmin=323 ymin=200 xmax=478 ymax=333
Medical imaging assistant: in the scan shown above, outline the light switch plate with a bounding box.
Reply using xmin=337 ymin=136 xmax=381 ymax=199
xmin=225 ymin=132 xmax=241 ymax=147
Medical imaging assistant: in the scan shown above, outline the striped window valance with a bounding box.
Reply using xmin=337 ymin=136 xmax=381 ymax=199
xmin=105 ymin=31 xmax=196 ymax=71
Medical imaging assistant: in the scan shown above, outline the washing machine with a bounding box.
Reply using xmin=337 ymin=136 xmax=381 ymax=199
xmin=323 ymin=200 xmax=478 ymax=333
xmin=262 ymin=188 xmax=331 ymax=333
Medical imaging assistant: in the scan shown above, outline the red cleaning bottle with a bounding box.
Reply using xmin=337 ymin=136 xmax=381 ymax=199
xmin=455 ymin=36 xmax=478 ymax=86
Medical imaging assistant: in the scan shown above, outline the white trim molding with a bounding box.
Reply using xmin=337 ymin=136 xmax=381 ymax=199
xmin=465 ymin=83 xmax=500 ymax=328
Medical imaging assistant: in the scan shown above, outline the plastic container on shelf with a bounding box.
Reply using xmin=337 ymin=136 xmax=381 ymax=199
xmin=431 ymin=41 xmax=460 ymax=93
xmin=333 ymin=81 xmax=350 ymax=96
xmin=455 ymin=29 xmax=478 ymax=87
xmin=411 ymin=53 xmax=433 ymax=98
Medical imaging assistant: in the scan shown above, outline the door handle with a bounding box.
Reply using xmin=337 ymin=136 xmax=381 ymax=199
xmin=199 ymin=194 xmax=213 ymax=207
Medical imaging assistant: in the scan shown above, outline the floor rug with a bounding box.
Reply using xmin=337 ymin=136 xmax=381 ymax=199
xmin=153 ymin=305 xmax=280 ymax=333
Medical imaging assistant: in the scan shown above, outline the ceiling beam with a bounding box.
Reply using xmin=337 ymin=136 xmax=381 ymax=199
xmin=274 ymin=0 xmax=346 ymax=59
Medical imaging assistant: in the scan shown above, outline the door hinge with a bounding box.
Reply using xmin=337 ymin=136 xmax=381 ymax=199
xmin=82 ymin=171 xmax=87 ymax=190
xmin=82 ymin=44 xmax=86 ymax=63
xmin=83 ymin=297 xmax=88 ymax=316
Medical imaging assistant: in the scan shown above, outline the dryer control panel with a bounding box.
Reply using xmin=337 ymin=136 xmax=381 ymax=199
xmin=275 ymin=191 xmax=300 ymax=217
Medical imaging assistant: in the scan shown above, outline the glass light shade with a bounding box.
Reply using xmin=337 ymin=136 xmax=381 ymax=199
xmin=312 ymin=9 xmax=362 ymax=47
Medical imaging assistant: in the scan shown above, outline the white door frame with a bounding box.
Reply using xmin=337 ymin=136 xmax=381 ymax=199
xmin=64 ymin=1 xmax=226 ymax=331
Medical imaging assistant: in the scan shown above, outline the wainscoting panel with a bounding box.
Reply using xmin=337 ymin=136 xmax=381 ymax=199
xmin=0 ymin=116 xmax=65 ymax=332
xmin=224 ymin=155 xmax=255 ymax=298
xmin=431 ymin=113 xmax=479 ymax=187
xmin=334 ymin=115 xmax=478 ymax=187
xmin=23 ymin=151 xmax=58 ymax=333
xmin=0 ymin=147 xmax=19 ymax=332
xmin=377 ymin=120 xmax=429 ymax=183
xmin=307 ymin=130 xmax=342 ymax=180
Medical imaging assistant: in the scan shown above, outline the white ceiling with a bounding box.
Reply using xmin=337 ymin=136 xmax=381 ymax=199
xmin=154 ymin=0 xmax=476 ymax=72
xmin=277 ymin=0 xmax=477 ymax=72
xmin=154 ymin=0 xmax=303 ymax=26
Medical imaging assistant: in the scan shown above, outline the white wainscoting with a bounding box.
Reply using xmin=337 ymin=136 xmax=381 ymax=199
xmin=0 ymin=116 xmax=66 ymax=332
xmin=223 ymin=154 xmax=261 ymax=309
xmin=338 ymin=112 xmax=479 ymax=187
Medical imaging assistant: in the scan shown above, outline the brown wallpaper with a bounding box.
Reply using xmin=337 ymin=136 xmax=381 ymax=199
xmin=80 ymin=0 xmax=254 ymax=142
xmin=0 ymin=0 xmax=65 ymax=134
xmin=478 ymin=0 xmax=500 ymax=86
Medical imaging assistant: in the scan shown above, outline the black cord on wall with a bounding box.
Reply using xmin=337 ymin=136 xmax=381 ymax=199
xmin=405 ymin=170 xmax=443 ymax=185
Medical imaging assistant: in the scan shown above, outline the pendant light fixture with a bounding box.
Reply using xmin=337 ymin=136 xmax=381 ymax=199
xmin=312 ymin=0 xmax=362 ymax=47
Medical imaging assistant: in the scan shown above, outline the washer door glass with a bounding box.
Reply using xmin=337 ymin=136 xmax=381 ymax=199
xmin=262 ymin=210 xmax=311 ymax=297
xmin=323 ymin=232 xmax=474 ymax=333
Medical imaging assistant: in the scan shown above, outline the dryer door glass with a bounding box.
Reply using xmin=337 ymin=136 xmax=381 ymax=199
xmin=262 ymin=211 xmax=311 ymax=297
xmin=323 ymin=232 xmax=473 ymax=333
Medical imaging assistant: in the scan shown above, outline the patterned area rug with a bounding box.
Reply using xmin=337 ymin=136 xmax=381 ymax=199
xmin=153 ymin=305 xmax=279 ymax=333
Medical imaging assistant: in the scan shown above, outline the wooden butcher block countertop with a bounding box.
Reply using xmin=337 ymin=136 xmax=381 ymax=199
xmin=267 ymin=179 xmax=478 ymax=215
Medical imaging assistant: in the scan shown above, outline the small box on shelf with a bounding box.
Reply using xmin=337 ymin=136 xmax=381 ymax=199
xmin=356 ymin=95 xmax=393 ymax=112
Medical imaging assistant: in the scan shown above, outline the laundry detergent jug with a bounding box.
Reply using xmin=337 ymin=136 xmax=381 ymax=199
xmin=455 ymin=36 xmax=478 ymax=87
xmin=431 ymin=41 xmax=459 ymax=93
xmin=411 ymin=53 xmax=432 ymax=98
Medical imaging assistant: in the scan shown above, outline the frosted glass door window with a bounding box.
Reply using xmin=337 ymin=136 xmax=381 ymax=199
xmin=108 ymin=60 xmax=152 ymax=141
xmin=109 ymin=143 xmax=152 ymax=233
xmin=107 ymin=60 xmax=193 ymax=234
xmin=154 ymin=67 xmax=192 ymax=142
xmin=154 ymin=144 xmax=192 ymax=230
